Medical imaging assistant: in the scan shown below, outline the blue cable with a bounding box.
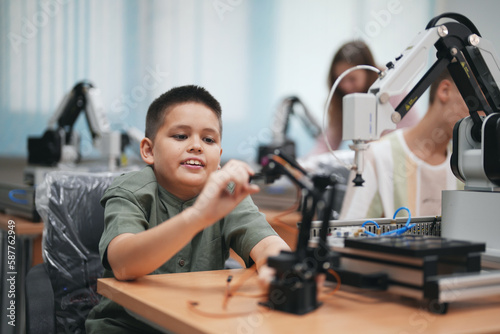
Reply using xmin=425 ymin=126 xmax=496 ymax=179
xmin=381 ymin=206 xmax=415 ymax=236
xmin=361 ymin=220 xmax=380 ymax=236
xmin=393 ymin=207 xmax=411 ymax=226
xmin=360 ymin=207 xmax=415 ymax=237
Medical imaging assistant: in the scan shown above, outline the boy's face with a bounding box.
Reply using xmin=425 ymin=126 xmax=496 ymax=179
xmin=142 ymin=102 xmax=222 ymax=200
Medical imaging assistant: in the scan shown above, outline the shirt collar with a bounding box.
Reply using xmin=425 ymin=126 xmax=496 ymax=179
xmin=157 ymin=184 xmax=198 ymax=208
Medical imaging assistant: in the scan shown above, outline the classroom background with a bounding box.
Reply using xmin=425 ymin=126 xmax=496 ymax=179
xmin=1 ymin=0 xmax=499 ymax=162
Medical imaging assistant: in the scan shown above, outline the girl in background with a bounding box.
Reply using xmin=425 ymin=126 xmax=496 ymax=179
xmin=309 ymin=40 xmax=420 ymax=155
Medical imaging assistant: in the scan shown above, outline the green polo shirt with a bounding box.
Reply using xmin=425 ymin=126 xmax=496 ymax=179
xmin=86 ymin=166 xmax=277 ymax=333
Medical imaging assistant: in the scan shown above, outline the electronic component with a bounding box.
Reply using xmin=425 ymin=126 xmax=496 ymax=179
xmin=309 ymin=216 xmax=441 ymax=240
xmin=334 ymin=235 xmax=498 ymax=314
xmin=0 ymin=183 xmax=39 ymax=221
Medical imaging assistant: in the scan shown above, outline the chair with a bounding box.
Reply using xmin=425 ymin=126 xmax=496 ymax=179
xmin=25 ymin=171 xmax=116 ymax=334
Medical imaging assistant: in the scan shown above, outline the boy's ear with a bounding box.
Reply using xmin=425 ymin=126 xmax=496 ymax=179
xmin=140 ymin=137 xmax=155 ymax=165
xmin=437 ymin=79 xmax=453 ymax=103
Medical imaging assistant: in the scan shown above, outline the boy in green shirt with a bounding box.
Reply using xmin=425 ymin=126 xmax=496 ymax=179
xmin=86 ymin=85 xmax=289 ymax=333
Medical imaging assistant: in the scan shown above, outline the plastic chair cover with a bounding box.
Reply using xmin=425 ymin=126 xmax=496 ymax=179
xmin=35 ymin=171 xmax=117 ymax=333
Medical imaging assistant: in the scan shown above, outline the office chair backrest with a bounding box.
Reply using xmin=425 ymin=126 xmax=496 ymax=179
xmin=36 ymin=171 xmax=117 ymax=333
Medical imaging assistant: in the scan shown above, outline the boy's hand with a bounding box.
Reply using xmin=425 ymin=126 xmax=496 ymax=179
xmin=257 ymin=265 xmax=326 ymax=297
xmin=191 ymin=160 xmax=260 ymax=226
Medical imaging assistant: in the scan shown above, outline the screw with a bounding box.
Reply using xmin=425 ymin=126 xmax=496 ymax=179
xmin=468 ymin=34 xmax=480 ymax=46
xmin=438 ymin=25 xmax=448 ymax=37
xmin=391 ymin=112 xmax=402 ymax=124
xmin=379 ymin=92 xmax=390 ymax=104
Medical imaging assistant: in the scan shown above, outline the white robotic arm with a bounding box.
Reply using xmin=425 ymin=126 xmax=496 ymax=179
xmin=342 ymin=13 xmax=500 ymax=190
xmin=28 ymin=81 xmax=122 ymax=171
xmin=343 ymin=27 xmax=442 ymax=143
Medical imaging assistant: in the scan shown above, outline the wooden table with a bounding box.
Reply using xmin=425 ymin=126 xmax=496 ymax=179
xmin=98 ymin=269 xmax=500 ymax=334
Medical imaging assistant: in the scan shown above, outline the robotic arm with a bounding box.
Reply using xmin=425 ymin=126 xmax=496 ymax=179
xmin=270 ymin=96 xmax=322 ymax=144
xmin=258 ymin=96 xmax=321 ymax=164
xmin=28 ymin=81 xmax=126 ymax=171
xmin=343 ymin=13 xmax=500 ymax=190
xmin=254 ymin=149 xmax=340 ymax=315
xmin=47 ymin=81 xmax=111 ymax=141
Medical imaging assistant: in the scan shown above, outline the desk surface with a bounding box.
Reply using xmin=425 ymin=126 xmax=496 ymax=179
xmin=98 ymin=269 xmax=500 ymax=334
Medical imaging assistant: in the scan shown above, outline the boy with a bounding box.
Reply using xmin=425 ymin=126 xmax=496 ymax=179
xmin=86 ymin=85 xmax=289 ymax=333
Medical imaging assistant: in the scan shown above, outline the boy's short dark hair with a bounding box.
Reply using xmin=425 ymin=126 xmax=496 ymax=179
xmin=145 ymin=85 xmax=222 ymax=140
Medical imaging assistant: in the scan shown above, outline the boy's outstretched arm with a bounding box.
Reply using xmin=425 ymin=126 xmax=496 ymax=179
xmin=250 ymin=235 xmax=291 ymax=286
xmin=107 ymin=160 xmax=261 ymax=281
